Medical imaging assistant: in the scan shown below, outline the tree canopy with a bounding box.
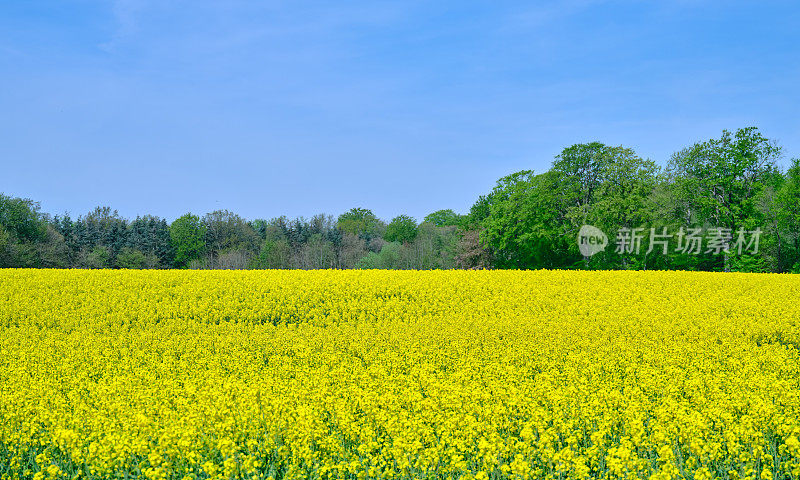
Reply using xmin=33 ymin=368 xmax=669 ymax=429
xmin=1 ymin=127 xmax=796 ymax=272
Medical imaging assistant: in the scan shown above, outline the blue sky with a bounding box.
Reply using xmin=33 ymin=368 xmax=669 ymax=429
xmin=1 ymin=1 xmax=799 ymax=222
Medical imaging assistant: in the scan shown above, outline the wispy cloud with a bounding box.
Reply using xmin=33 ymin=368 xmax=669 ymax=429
xmin=99 ymin=0 xmax=152 ymax=51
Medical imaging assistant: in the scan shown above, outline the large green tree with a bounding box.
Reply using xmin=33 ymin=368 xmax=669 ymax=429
xmin=667 ymin=127 xmax=781 ymax=271
xmin=480 ymin=170 xmax=572 ymax=269
xmin=551 ymin=143 xmax=658 ymax=239
xmin=480 ymin=143 xmax=659 ymax=270
xmin=384 ymin=215 xmax=418 ymax=244
xmin=0 ymin=194 xmax=45 ymax=243
xmin=202 ymin=210 xmax=260 ymax=265
xmin=169 ymin=213 xmax=206 ymax=268
xmin=552 ymin=144 xmax=659 ymax=268
xmin=336 ymin=208 xmax=384 ymax=239
xmin=0 ymin=194 xmax=46 ymax=267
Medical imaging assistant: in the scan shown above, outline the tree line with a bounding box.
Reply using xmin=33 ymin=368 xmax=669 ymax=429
xmin=2 ymin=127 xmax=798 ymax=272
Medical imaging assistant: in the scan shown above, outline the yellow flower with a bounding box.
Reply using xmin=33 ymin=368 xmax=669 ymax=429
xmin=1 ymin=269 xmax=799 ymax=479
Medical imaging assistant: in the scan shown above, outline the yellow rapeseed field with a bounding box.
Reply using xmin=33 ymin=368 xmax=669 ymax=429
xmin=1 ymin=269 xmax=800 ymax=480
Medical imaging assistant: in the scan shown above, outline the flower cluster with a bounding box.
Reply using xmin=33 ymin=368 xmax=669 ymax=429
xmin=1 ymin=269 xmax=799 ymax=479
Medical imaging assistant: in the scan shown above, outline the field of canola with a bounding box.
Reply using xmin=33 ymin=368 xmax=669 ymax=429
xmin=1 ymin=269 xmax=800 ymax=480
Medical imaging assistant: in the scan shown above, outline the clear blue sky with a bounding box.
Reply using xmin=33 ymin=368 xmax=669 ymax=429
xmin=1 ymin=1 xmax=798 ymax=222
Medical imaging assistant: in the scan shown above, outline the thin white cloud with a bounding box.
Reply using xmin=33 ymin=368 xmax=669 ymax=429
xmin=99 ymin=0 xmax=152 ymax=52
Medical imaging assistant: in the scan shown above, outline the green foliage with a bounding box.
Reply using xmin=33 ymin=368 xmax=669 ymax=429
xmin=356 ymin=251 xmax=382 ymax=269
xmin=116 ymin=247 xmax=149 ymax=269
xmin=0 ymin=225 xmax=12 ymax=267
xmin=411 ymin=223 xmax=459 ymax=269
xmin=466 ymin=195 xmax=492 ymax=228
xmin=667 ymin=127 xmax=781 ymax=271
xmin=82 ymin=207 xmax=128 ymax=254
xmin=557 ymin=144 xmax=661 ymax=268
xmin=1 ymin=126 xmax=797 ymax=273
xmin=479 ymin=141 xmax=662 ymax=270
xmin=357 ymin=242 xmax=403 ymax=269
xmin=480 ymin=170 xmax=575 ymax=269
xmin=37 ymin=225 xmax=70 ymax=268
xmin=0 ymin=194 xmax=56 ymax=267
xmin=424 ymin=209 xmax=462 ymax=227
xmin=170 ymin=214 xmax=206 ymax=268
xmin=128 ymin=216 xmax=173 ymax=267
xmin=256 ymin=238 xmax=291 ymax=269
xmin=336 ymin=208 xmax=383 ymax=239
xmin=0 ymin=194 xmax=45 ymax=243
xmin=384 ymin=215 xmax=418 ymax=244
xmin=552 ymin=143 xmax=658 ymax=226
xmin=777 ymin=159 xmax=800 ymax=268
xmin=668 ymin=127 xmax=780 ymax=230
xmin=86 ymin=246 xmax=111 ymax=269
xmin=728 ymin=253 xmax=770 ymax=273
xmin=202 ymin=210 xmax=260 ymax=259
